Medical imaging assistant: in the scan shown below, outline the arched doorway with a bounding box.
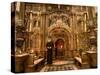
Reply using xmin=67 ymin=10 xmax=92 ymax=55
xmin=48 ymin=25 xmax=73 ymax=60
xmin=55 ymin=39 xmax=65 ymax=60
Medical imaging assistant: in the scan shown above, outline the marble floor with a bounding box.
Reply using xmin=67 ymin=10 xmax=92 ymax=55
xmin=40 ymin=60 xmax=78 ymax=72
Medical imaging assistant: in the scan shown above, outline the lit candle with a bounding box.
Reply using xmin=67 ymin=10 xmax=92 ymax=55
xmin=61 ymin=45 xmax=63 ymax=48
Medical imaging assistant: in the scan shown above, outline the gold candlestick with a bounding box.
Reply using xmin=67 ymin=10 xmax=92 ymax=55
xmin=29 ymin=11 xmax=33 ymax=31
xmin=84 ymin=13 xmax=87 ymax=32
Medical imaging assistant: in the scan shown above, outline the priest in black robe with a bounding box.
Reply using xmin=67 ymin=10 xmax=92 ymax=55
xmin=46 ymin=36 xmax=54 ymax=64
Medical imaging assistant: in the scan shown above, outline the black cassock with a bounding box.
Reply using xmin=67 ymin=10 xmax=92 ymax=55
xmin=46 ymin=41 xmax=54 ymax=64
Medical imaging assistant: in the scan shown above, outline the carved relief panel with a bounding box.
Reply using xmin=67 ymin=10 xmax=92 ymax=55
xmin=48 ymin=12 xmax=71 ymax=27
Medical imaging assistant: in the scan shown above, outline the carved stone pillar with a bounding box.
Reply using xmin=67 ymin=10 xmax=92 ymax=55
xmin=26 ymin=11 xmax=33 ymax=51
xmin=72 ymin=13 xmax=77 ymax=50
xmin=41 ymin=13 xmax=47 ymax=57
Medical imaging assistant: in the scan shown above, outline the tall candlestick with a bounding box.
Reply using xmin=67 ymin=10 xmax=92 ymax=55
xmin=36 ymin=12 xmax=41 ymax=27
xmin=29 ymin=11 xmax=33 ymax=31
xmin=84 ymin=23 xmax=87 ymax=32
xmin=84 ymin=13 xmax=87 ymax=32
xmin=76 ymin=32 xmax=79 ymax=49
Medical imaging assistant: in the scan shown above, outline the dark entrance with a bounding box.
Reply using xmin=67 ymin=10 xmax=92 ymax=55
xmin=55 ymin=39 xmax=64 ymax=60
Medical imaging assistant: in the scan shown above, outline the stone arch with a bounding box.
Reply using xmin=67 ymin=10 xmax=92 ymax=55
xmin=48 ymin=26 xmax=73 ymax=59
